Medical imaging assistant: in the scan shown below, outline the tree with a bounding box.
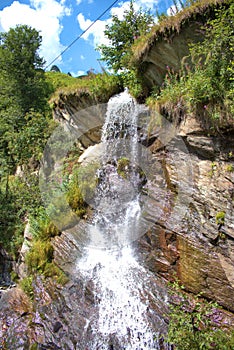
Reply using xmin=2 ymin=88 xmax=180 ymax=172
xmin=0 ymin=25 xmax=48 ymax=116
xmin=98 ymin=0 xmax=154 ymax=72
xmin=0 ymin=26 xmax=55 ymax=255
xmin=0 ymin=25 xmax=51 ymax=165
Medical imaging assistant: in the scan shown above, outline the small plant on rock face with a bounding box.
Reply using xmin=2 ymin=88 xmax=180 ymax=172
xmin=167 ymin=281 xmax=234 ymax=349
xmin=25 ymin=240 xmax=54 ymax=274
xmin=30 ymin=207 xmax=60 ymax=241
xmin=226 ymin=164 xmax=234 ymax=172
xmin=24 ymin=206 xmax=68 ymax=286
xmin=215 ymin=211 xmax=225 ymax=225
xmin=208 ymin=162 xmax=217 ymax=177
xmin=65 ymin=161 xmax=99 ymax=215
xmin=20 ymin=276 xmax=34 ymax=300
xmin=117 ymin=157 xmax=130 ymax=179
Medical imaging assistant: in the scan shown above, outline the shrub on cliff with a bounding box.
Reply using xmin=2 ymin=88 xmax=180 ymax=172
xmin=25 ymin=207 xmax=67 ymax=286
xmin=148 ymin=0 xmax=234 ymax=130
xmin=167 ymin=282 xmax=234 ymax=349
xmin=47 ymin=71 xmax=123 ymax=106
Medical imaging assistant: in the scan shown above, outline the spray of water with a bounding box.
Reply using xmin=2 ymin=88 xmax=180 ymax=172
xmin=77 ymin=91 xmax=168 ymax=349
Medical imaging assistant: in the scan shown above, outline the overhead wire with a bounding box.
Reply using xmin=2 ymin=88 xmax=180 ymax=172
xmin=45 ymin=0 xmax=120 ymax=70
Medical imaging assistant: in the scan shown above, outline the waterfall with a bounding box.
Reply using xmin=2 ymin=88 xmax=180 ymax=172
xmin=76 ymin=91 xmax=169 ymax=349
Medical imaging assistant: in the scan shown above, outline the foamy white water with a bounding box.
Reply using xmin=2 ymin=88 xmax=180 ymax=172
xmin=76 ymin=91 xmax=169 ymax=349
xmin=77 ymin=245 xmax=160 ymax=349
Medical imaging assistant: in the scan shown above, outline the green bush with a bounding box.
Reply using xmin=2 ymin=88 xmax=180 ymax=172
xmin=0 ymin=174 xmax=44 ymax=257
xmin=167 ymin=282 xmax=234 ymax=349
xmin=97 ymin=0 xmax=154 ymax=73
xmin=25 ymin=240 xmax=54 ymax=273
xmin=29 ymin=206 xmax=60 ymax=241
xmin=149 ymin=1 xmax=234 ymax=129
xmin=48 ymin=72 xmax=123 ymax=104
xmin=122 ymin=68 xmax=147 ymax=99
xmin=20 ymin=276 xmax=34 ymax=300
xmin=65 ymin=162 xmax=99 ymax=216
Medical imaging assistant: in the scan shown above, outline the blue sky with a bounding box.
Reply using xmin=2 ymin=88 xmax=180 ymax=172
xmin=0 ymin=0 xmax=176 ymax=76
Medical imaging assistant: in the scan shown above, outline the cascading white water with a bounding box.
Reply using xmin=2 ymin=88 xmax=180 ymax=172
xmin=77 ymin=90 xmax=168 ymax=349
xmin=78 ymin=247 xmax=164 ymax=349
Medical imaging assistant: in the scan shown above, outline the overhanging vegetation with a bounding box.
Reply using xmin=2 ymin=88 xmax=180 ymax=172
xmin=132 ymin=0 xmax=227 ymax=64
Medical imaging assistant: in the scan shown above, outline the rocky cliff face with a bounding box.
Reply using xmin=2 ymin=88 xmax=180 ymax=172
xmin=136 ymin=113 xmax=234 ymax=312
xmin=0 ymin=246 xmax=12 ymax=287
xmin=1 ymin=105 xmax=233 ymax=349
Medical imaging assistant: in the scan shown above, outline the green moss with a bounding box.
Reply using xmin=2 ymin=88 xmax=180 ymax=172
xmin=10 ymin=270 xmax=19 ymax=282
xmin=117 ymin=157 xmax=130 ymax=179
xmin=25 ymin=238 xmax=68 ymax=286
xmin=43 ymin=262 xmax=69 ymax=285
xmin=66 ymin=184 xmax=87 ymax=217
xmin=215 ymin=211 xmax=225 ymax=225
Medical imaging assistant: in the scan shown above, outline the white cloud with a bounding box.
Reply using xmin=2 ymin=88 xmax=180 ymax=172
xmin=0 ymin=19 xmax=3 ymax=32
xmin=110 ymin=1 xmax=134 ymax=20
xmin=77 ymin=12 xmax=111 ymax=47
xmin=71 ymin=69 xmax=86 ymax=77
xmin=137 ymin=0 xmax=158 ymax=7
xmin=110 ymin=0 xmax=159 ymax=16
xmin=76 ymin=0 xmax=159 ymax=49
xmin=0 ymin=0 xmax=71 ymax=66
xmin=76 ymin=0 xmax=93 ymax=5
xmin=77 ymin=70 xmax=86 ymax=76
xmin=76 ymin=1 xmax=134 ymax=48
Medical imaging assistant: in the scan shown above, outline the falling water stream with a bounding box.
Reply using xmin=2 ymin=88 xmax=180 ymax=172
xmin=76 ymin=91 xmax=169 ymax=349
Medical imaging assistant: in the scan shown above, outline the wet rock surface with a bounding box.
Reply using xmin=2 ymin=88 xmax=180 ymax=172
xmin=0 ymin=245 xmax=12 ymax=287
xmin=0 ymin=269 xmax=169 ymax=349
xmin=136 ymin=116 xmax=234 ymax=312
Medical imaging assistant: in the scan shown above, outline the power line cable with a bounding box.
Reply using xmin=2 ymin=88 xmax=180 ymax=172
xmin=45 ymin=0 xmax=119 ymax=70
